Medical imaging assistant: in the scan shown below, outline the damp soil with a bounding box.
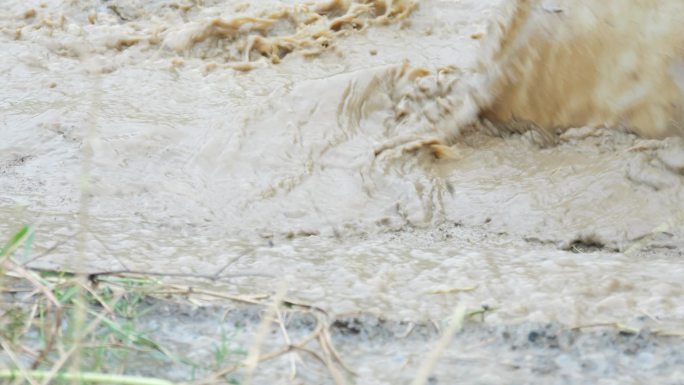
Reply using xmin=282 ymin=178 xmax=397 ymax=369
xmin=1 ymin=0 xmax=684 ymax=383
xmin=110 ymin=298 xmax=684 ymax=385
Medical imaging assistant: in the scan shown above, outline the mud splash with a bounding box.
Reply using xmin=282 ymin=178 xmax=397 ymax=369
xmin=368 ymin=0 xmax=684 ymax=155
xmin=3 ymin=0 xmax=415 ymax=72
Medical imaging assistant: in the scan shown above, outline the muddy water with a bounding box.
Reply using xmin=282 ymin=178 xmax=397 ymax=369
xmin=1 ymin=0 xmax=684 ymax=335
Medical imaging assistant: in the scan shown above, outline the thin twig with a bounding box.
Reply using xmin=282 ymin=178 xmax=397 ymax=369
xmin=89 ymin=232 xmax=131 ymax=271
xmin=0 ymin=336 xmax=41 ymax=385
xmin=22 ymin=303 xmax=39 ymax=336
xmin=212 ymin=250 xmax=251 ymax=279
xmin=317 ymin=333 xmax=347 ymax=385
xmin=22 ymin=266 xmax=274 ymax=282
xmin=20 ymin=231 xmax=79 ymax=267
xmin=572 ymin=322 xmax=639 ymax=334
xmin=654 ymin=330 xmax=684 ymax=337
xmin=275 ymin=306 xmax=298 ymax=380
xmin=155 ymin=285 xmax=267 ymax=305
xmin=77 ymin=280 xmax=114 ymax=315
xmin=321 ymin=326 xmax=356 ymax=375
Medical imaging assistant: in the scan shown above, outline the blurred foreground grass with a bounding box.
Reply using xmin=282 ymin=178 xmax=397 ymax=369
xmin=0 ymin=226 xmax=390 ymax=385
xmin=0 ymin=226 xmax=246 ymax=385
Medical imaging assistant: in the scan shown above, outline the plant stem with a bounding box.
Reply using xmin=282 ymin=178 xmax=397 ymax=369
xmin=0 ymin=370 xmax=175 ymax=385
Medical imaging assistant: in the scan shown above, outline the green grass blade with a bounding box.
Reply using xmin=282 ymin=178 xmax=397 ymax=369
xmin=1 ymin=225 xmax=31 ymax=258
xmin=0 ymin=369 xmax=175 ymax=385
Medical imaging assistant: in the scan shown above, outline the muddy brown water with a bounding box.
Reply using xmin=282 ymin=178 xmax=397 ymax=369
xmin=1 ymin=0 xmax=684 ymax=383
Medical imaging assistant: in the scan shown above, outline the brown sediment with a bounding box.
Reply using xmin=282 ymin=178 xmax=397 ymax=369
xmin=229 ymin=61 xmax=256 ymax=72
xmin=193 ymin=17 xmax=276 ymax=45
xmin=329 ymin=14 xmax=364 ymax=31
xmin=40 ymin=14 xmax=65 ymax=28
xmin=105 ymin=35 xmax=145 ymax=50
xmin=407 ymin=67 xmax=431 ymax=81
xmin=168 ymin=2 xmax=194 ymax=12
xmin=159 ymin=0 xmax=417 ymax=69
xmin=8 ymin=0 xmax=416 ymax=70
xmin=316 ymin=0 xmax=352 ymax=17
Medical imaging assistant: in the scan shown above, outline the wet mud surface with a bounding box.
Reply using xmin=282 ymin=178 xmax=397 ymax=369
xmin=77 ymin=299 xmax=684 ymax=384
xmin=1 ymin=0 xmax=684 ymax=383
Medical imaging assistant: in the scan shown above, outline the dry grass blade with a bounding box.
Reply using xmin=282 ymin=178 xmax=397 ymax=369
xmin=289 ymin=346 xmax=329 ymax=366
xmin=19 ymin=231 xmax=78 ymax=267
xmin=242 ymin=285 xmax=287 ymax=385
xmin=411 ymin=304 xmax=466 ymax=385
xmin=0 ymin=336 xmax=41 ymax=385
xmin=398 ymin=322 xmax=416 ymax=338
xmin=21 ymin=303 xmax=39 ymax=336
xmin=275 ymin=306 xmax=298 ymax=380
xmin=3 ymin=259 xmax=63 ymax=370
xmin=155 ymin=285 xmax=266 ymax=305
xmin=572 ymin=322 xmax=640 ymax=334
xmin=38 ymin=289 xmax=126 ymax=385
xmin=654 ymin=330 xmax=684 ymax=337
xmin=196 ymin=306 xmax=326 ymax=385
xmin=317 ymin=333 xmax=347 ymax=385
xmin=255 ymin=311 xmax=326 ymax=363
xmin=39 ymin=344 xmax=83 ymax=385
xmin=77 ymin=280 xmax=115 ymax=315
xmin=21 ymin=266 xmax=273 ymax=284
xmin=320 ymin=326 xmax=356 ymax=375
xmin=426 ymin=286 xmax=477 ymax=295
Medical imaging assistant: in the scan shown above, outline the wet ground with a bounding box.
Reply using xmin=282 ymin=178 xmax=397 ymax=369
xmin=1 ymin=0 xmax=684 ymax=383
xmin=110 ymin=299 xmax=682 ymax=385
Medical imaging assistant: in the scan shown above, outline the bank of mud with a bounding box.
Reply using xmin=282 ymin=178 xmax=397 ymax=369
xmin=134 ymin=304 xmax=684 ymax=384
xmin=99 ymin=297 xmax=684 ymax=385
xmin=3 ymin=281 xmax=684 ymax=384
xmin=1 ymin=0 xmax=684 ymax=383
